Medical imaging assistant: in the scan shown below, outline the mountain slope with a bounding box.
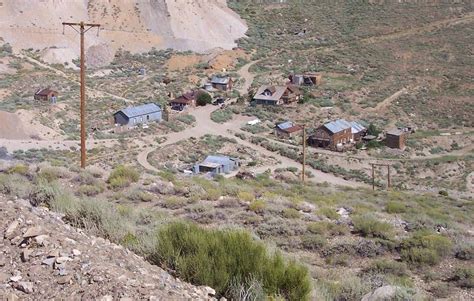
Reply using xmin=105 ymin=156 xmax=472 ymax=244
xmin=0 ymin=0 xmax=247 ymax=65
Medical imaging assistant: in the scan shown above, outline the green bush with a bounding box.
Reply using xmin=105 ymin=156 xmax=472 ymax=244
xmin=301 ymin=234 xmax=327 ymax=250
xmin=38 ymin=167 xmax=69 ymax=182
xmin=249 ymin=199 xmax=266 ymax=213
xmin=307 ymin=221 xmax=348 ymax=236
xmin=197 ymin=92 xmax=212 ymax=106
xmin=0 ymin=174 xmax=32 ymax=198
xmin=238 ymin=191 xmax=255 ymax=202
xmin=385 ymin=201 xmax=407 ymax=214
xmin=6 ymin=164 xmax=29 ymax=175
xmin=211 ymin=108 xmax=234 ymax=123
xmin=318 ymin=207 xmax=339 ymax=220
xmin=76 ymin=184 xmax=104 ymax=196
xmin=367 ymin=259 xmax=408 ymax=276
xmin=108 ymin=165 xmax=139 ymax=189
xmin=451 ymin=267 xmax=473 ymax=288
xmin=400 ymin=230 xmax=452 ymax=266
xmin=352 ymin=215 xmax=393 ymax=239
xmin=282 ymin=208 xmax=301 ymax=219
xmin=150 ymin=222 xmax=311 ymax=300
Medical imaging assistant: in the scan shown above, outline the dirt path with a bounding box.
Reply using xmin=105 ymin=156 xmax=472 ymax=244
xmin=135 ymin=95 xmax=363 ymax=187
xmin=236 ymin=60 xmax=259 ymax=95
xmin=17 ymin=54 xmax=133 ymax=104
xmin=370 ymin=87 xmax=408 ymax=113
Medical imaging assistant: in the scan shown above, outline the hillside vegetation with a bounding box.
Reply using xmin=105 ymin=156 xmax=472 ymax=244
xmin=0 ymin=163 xmax=472 ymax=299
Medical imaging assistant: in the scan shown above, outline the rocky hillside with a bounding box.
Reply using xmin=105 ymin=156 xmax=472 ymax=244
xmin=0 ymin=196 xmax=215 ymax=300
xmin=0 ymin=0 xmax=247 ymax=66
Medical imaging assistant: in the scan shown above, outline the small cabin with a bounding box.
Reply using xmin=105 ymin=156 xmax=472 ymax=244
xmin=34 ymin=88 xmax=58 ymax=103
xmin=114 ymin=103 xmax=162 ymax=128
xmin=386 ymin=129 xmax=408 ymax=150
xmin=194 ymin=155 xmax=240 ymax=175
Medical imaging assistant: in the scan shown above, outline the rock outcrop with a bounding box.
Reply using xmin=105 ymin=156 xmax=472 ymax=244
xmin=0 ymin=196 xmax=215 ymax=300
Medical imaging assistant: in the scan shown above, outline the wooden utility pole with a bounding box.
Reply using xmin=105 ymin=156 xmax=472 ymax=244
xmin=302 ymin=124 xmax=306 ymax=183
xmin=62 ymin=22 xmax=100 ymax=168
xmin=387 ymin=165 xmax=391 ymax=189
xmin=371 ymin=164 xmax=375 ymax=191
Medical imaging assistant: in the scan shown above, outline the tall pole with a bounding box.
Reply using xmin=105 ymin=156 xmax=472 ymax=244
xmin=371 ymin=164 xmax=375 ymax=191
xmin=387 ymin=165 xmax=391 ymax=189
xmin=302 ymin=124 xmax=306 ymax=183
xmin=63 ymin=22 xmax=100 ymax=168
xmin=80 ymin=22 xmax=86 ymax=169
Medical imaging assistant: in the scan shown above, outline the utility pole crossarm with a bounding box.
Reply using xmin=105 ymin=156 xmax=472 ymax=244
xmin=62 ymin=22 xmax=101 ymax=27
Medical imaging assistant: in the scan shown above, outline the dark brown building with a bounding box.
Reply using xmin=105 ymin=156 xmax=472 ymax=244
xmin=274 ymin=121 xmax=303 ymax=139
xmin=34 ymin=88 xmax=58 ymax=102
xmin=385 ymin=129 xmax=407 ymax=149
xmin=253 ymin=85 xmax=301 ymax=105
xmin=289 ymin=73 xmax=323 ymax=86
xmin=169 ymin=90 xmax=200 ymax=111
xmin=210 ymin=76 xmax=233 ymax=91
xmin=308 ymin=119 xmax=352 ymax=150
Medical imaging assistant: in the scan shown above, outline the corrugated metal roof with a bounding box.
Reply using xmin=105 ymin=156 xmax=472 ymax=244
xmin=350 ymin=121 xmax=366 ymax=134
xmin=276 ymin=121 xmax=294 ymax=130
xmin=211 ymin=76 xmax=230 ymax=85
xmin=118 ymin=103 xmax=161 ymax=118
xmin=324 ymin=119 xmax=351 ymax=134
xmin=203 ymin=155 xmax=236 ymax=166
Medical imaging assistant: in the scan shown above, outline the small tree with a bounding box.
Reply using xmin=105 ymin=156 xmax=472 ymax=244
xmin=367 ymin=123 xmax=380 ymax=136
xmin=196 ymin=92 xmax=212 ymax=106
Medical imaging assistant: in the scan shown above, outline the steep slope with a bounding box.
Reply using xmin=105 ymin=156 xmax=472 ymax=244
xmin=0 ymin=196 xmax=215 ymax=300
xmin=0 ymin=0 xmax=247 ymax=65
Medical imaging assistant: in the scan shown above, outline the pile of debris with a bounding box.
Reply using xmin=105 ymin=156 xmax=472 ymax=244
xmin=0 ymin=197 xmax=216 ymax=300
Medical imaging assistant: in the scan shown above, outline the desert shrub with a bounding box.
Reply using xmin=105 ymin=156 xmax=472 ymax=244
xmin=162 ymin=196 xmax=192 ymax=209
xmin=451 ymin=267 xmax=473 ymax=288
xmin=367 ymin=259 xmax=408 ymax=277
xmin=0 ymin=174 xmax=32 ymax=198
xmin=352 ymin=214 xmax=393 ymax=239
xmin=150 ymin=222 xmax=311 ymax=300
xmin=196 ymin=92 xmax=212 ymax=106
xmin=400 ymin=230 xmax=452 ymax=266
xmin=455 ymin=243 xmax=473 ymax=260
xmin=204 ymin=188 xmax=221 ymax=201
xmin=63 ymin=198 xmax=128 ymax=242
xmin=249 ymin=199 xmax=266 ymax=213
xmin=176 ymin=114 xmax=196 ymax=125
xmin=238 ymin=191 xmax=255 ymax=202
xmin=316 ymin=276 xmax=369 ymax=301
xmin=38 ymin=166 xmax=69 ymax=182
xmin=301 ymin=234 xmax=327 ymax=250
xmin=127 ymin=189 xmax=154 ymax=202
xmin=76 ymin=184 xmax=104 ymax=197
xmin=307 ymin=221 xmax=348 ymax=236
xmin=385 ymin=201 xmax=407 ymax=214
xmin=282 ymin=208 xmax=301 ymax=219
xmin=211 ymin=108 xmax=234 ymax=123
xmin=6 ymin=164 xmax=29 ymax=175
xmin=318 ymin=207 xmax=339 ymax=220
xmin=108 ymin=165 xmax=139 ymax=189
xmin=325 ymin=254 xmax=350 ymax=266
